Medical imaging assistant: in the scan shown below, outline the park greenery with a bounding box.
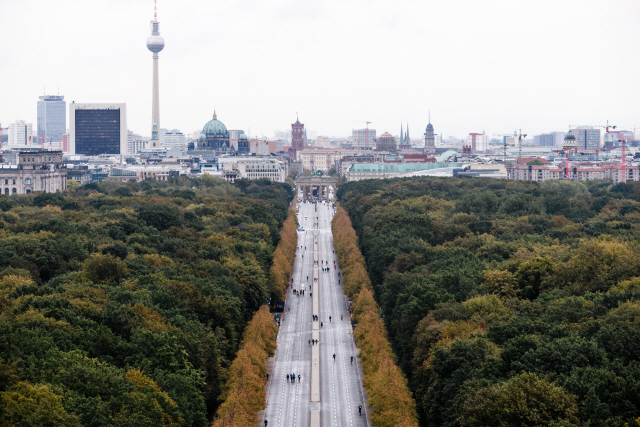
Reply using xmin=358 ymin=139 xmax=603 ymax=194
xmin=337 ymin=177 xmax=640 ymax=427
xmin=211 ymin=306 xmax=276 ymax=427
xmin=0 ymin=176 xmax=293 ymax=427
xmin=332 ymin=208 xmax=418 ymax=427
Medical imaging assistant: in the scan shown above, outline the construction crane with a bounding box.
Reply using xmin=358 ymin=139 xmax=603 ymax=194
xmin=29 ymin=135 xmax=47 ymax=152
xmin=0 ymin=123 xmax=8 ymax=150
xmin=493 ymin=132 xmax=518 ymax=162
xmin=518 ymin=129 xmax=527 ymax=160
xmin=354 ymin=121 xmax=372 ymax=150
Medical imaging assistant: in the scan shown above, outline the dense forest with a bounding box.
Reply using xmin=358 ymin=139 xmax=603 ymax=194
xmin=338 ymin=177 xmax=640 ymax=427
xmin=0 ymin=176 xmax=293 ymax=426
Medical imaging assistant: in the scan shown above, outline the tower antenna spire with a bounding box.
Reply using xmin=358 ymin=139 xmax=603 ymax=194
xmin=154 ymin=0 xmax=157 ymax=22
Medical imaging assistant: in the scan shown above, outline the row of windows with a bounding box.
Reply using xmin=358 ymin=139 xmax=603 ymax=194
xmin=3 ymin=178 xmax=31 ymax=185
xmin=22 ymin=157 xmax=57 ymax=163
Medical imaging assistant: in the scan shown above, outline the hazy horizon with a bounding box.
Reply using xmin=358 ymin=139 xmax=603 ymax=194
xmin=1 ymin=0 xmax=639 ymax=140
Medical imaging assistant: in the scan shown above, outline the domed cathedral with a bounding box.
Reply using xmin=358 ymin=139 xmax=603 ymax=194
xmin=198 ymin=111 xmax=231 ymax=152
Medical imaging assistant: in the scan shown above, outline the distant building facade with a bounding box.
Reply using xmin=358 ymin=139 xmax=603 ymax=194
xmin=69 ymin=103 xmax=127 ymax=155
xmin=376 ymin=132 xmax=397 ymax=151
xmin=315 ymin=136 xmax=331 ymax=148
xmin=510 ymin=163 xmax=640 ymax=184
xmin=8 ymin=121 xmax=33 ymax=145
xmin=0 ymin=151 xmax=67 ymax=195
xmin=298 ymin=149 xmax=356 ymax=171
xmin=352 ymin=128 xmax=376 ymax=149
xmin=533 ymin=132 xmax=565 ymax=147
xmin=571 ymin=127 xmax=601 ymax=150
xmin=218 ymin=156 xmax=286 ymax=183
xmin=162 ymin=129 xmax=185 ymax=148
xmin=467 ymin=133 xmax=488 ymax=151
xmin=37 ymin=95 xmax=66 ymax=143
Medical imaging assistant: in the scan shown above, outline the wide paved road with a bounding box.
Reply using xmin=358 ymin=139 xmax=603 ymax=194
xmin=263 ymin=202 xmax=369 ymax=427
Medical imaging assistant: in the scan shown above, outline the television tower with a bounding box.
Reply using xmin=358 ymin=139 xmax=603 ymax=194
xmin=147 ymin=0 xmax=164 ymax=145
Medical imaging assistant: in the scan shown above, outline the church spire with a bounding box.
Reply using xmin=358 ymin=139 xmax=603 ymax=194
xmin=405 ymin=122 xmax=410 ymax=143
xmin=400 ymin=123 xmax=403 ymax=143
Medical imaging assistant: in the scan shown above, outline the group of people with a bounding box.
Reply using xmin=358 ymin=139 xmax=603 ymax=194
xmin=309 ymin=339 xmax=318 ymax=345
xmin=286 ymin=373 xmax=300 ymax=383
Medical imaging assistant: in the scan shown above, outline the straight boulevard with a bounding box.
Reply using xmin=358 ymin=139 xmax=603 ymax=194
xmin=263 ymin=201 xmax=369 ymax=427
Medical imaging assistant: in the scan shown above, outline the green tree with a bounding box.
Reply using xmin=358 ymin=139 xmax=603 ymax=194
xmin=1 ymin=382 xmax=82 ymax=427
xmin=82 ymin=253 xmax=130 ymax=285
xmin=460 ymin=372 xmax=579 ymax=427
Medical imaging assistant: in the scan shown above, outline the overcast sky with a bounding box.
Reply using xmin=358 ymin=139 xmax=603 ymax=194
xmin=1 ymin=0 xmax=639 ymax=140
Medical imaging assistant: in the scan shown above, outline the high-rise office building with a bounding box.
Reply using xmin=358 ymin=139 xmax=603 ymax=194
xmin=8 ymin=121 xmax=33 ymax=145
xmin=37 ymin=95 xmax=66 ymax=143
xmin=571 ymin=127 xmax=601 ymax=150
xmin=69 ymin=103 xmax=127 ymax=155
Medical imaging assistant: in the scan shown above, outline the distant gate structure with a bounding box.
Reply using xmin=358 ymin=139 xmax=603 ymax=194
xmin=295 ymin=175 xmax=337 ymax=200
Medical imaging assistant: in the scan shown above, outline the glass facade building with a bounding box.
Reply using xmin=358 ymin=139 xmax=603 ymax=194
xmin=37 ymin=95 xmax=66 ymax=143
xmin=74 ymin=109 xmax=121 ymax=155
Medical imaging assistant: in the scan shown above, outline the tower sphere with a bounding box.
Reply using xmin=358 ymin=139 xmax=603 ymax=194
xmin=147 ymin=35 xmax=165 ymax=53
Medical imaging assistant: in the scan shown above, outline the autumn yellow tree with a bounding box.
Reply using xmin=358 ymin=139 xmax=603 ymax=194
xmin=212 ymin=305 xmax=277 ymax=427
xmin=332 ymin=207 xmax=419 ymax=427
xmin=269 ymin=205 xmax=299 ymax=301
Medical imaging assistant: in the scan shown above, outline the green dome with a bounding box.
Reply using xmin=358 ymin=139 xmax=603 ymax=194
xmin=199 ymin=132 xmax=207 ymax=140
xmin=202 ymin=113 xmax=228 ymax=136
xmin=239 ymin=132 xmax=248 ymax=140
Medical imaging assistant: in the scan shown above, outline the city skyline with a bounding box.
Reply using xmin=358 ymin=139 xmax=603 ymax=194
xmin=1 ymin=0 xmax=639 ymax=139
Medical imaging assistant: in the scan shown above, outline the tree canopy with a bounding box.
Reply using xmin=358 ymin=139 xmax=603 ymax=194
xmin=338 ymin=176 xmax=640 ymax=427
xmin=0 ymin=176 xmax=293 ymax=426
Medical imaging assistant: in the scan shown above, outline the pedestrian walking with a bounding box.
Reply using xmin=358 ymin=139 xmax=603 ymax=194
xmin=309 ymin=339 xmax=311 ymax=346
xmin=286 ymin=374 xmax=289 ymax=381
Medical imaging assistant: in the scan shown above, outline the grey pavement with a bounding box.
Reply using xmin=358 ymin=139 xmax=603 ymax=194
xmin=263 ymin=201 xmax=369 ymax=427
